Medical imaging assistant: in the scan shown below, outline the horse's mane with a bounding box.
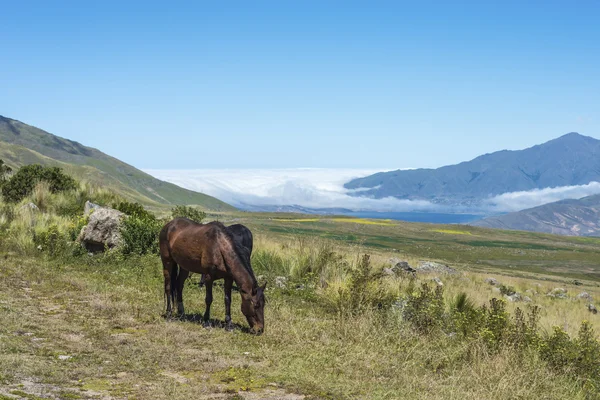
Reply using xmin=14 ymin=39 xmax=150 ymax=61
xmin=209 ymin=221 xmax=257 ymax=284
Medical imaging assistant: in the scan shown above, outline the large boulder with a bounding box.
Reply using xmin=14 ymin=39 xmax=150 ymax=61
xmin=84 ymin=200 xmax=102 ymax=216
xmin=78 ymin=206 xmax=125 ymax=252
xmin=416 ymin=261 xmax=457 ymax=275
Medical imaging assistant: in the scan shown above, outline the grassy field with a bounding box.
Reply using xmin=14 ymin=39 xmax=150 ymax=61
xmin=243 ymin=214 xmax=600 ymax=282
xmin=1 ymin=182 xmax=600 ymax=399
xmin=1 ymin=225 xmax=600 ymax=399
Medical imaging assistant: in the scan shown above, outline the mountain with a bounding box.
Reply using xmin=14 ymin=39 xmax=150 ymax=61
xmin=0 ymin=116 xmax=235 ymax=211
xmin=344 ymin=133 xmax=600 ymax=206
xmin=471 ymin=194 xmax=600 ymax=236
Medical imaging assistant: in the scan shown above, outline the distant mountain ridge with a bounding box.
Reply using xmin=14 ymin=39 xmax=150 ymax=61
xmin=345 ymin=133 xmax=600 ymax=206
xmin=471 ymin=194 xmax=600 ymax=236
xmin=0 ymin=116 xmax=235 ymax=211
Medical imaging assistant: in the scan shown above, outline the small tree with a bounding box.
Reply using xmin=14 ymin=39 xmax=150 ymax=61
xmin=171 ymin=205 xmax=206 ymax=223
xmin=2 ymin=164 xmax=77 ymax=203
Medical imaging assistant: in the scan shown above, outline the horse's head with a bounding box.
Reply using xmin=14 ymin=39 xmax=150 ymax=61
xmin=241 ymin=282 xmax=267 ymax=334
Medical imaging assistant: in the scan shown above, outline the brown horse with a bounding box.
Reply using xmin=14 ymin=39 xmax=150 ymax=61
xmin=159 ymin=218 xmax=266 ymax=334
xmin=199 ymin=223 xmax=253 ymax=288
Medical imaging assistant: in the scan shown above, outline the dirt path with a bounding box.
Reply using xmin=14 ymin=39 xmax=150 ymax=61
xmin=0 ymin=258 xmax=306 ymax=400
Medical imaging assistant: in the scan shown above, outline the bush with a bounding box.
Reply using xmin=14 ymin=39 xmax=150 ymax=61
xmin=34 ymin=223 xmax=67 ymax=256
xmin=2 ymin=164 xmax=77 ymax=203
xmin=171 ymin=205 xmax=206 ymax=223
xmin=403 ymin=282 xmax=446 ymax=334
xmin=325 ymin=254 xmax=397 ymax=316
xmin=112 ymin=201 xmax=154 ymax=219
xmin=114 ymin=201 xmax=163 ymax=256
xmin=120 ymin=215 xmax=163 ymax=256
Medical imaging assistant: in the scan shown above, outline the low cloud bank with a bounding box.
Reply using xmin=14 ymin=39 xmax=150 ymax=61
xmin=144 ymin=169 xmax=600 ymax=214
xmin=144 ymin=168 xmax=438 ymax=212
xmin=486 ymin=181 xmax=600 ymax=212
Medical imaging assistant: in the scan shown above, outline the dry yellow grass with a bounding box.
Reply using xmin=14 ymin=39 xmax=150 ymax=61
xmin=432 ymin=228 xmax=473 ymax=235
xmin=330 ymin=217 xmax=396 ymax=226
xmin=272 ymin=218 xmax=321 ymax=222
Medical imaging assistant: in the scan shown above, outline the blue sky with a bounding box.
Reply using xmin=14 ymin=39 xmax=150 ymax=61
xmin=1 ymin=1 xmax=599 ymax=169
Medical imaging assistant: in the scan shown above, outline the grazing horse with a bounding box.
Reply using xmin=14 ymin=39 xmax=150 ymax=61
xmin=199 ymin=223 xmax=253 ymax=288
xmin=159 ymin=218 xmax=266 ymax=334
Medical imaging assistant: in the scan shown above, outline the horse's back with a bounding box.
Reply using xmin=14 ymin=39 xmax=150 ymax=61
xmin=227 ymin=223 xmax=253 ymax=253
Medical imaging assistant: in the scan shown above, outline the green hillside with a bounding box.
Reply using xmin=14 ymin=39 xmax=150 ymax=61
xmin=0 ymin=116 xmax=235 ymax=211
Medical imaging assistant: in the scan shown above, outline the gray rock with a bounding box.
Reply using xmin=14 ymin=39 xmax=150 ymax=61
xmin=492 ymin=287 xmax=501 ymax=293
xmin=274 ymin=276 xmax=287 ymax=289
xmin=256 ymin=275 xmax=266 ymax=283
xmin=431 ymin=277 xmax=444 ymax=286
xmin=382 ymin=268 xmax=395 ymax=276
xmin=573 ymin=280 xmax=584 ymax=286
xmin=505 ymin=293 xmax=522 ymax=302
xmin=577 ymin=292 xmax=593 ymax=301
xmin=21 ymin=202 xmax=39 ymax=212
xmin=78 ymin=206 xmax=125 ymax=252
xmin=525 ymin=289 xmax=537 ymax=296
xmin=588 ymin=304 xmax=598 ymax=314
xmin=547 ymin=288 xmax=568 ymax=299
xmin=84 ymin=200 xmax=102 ymax=216
xmin=523 ymin=296 xmax=532 ymax=303
xmin=417 ymin=261 xmax=457 ymax=274
xmin=389 ymin=259 xmax=416 ymax=275
xmin=485 ymin=278 xmax=499 ymax=286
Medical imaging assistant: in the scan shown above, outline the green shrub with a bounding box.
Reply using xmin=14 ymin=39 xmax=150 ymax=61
xmin=34 ymin=223 xmax=67 ymax=256
xmin=2 ymin=164 xmax=77 ymax=203
xmin=112 ymin=201 xmax=154 ymax=219
xmin=323 ymin=254 xmax=397 ymax=316
xmin=403 ymin=282 xmax=446 ymax=334
xmin=499 ymin=284 xmax=516 ymax=296
xmin=450 ymin=292 xmax=484 ymax=338
xmin=171 ymin=205 xmax=206 ymax=223
xmin=509 ymin=306 xmax=541 ymax=350
xmin=120 ymin=215 xmax=163 ymax=256
xmin=114 ymin=201 xmax=163 ymax=256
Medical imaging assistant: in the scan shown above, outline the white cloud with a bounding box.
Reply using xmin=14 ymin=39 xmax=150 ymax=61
xmin=145 ymin=168 xmax=600 ymax=214
xmin=485 ymin=181 xmax=600 ymax=212
xmin=144 ymin=168 xmax=436 ymax=212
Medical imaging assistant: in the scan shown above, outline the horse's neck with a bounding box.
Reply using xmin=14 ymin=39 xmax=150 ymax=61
xmin=231 ymin=265 xmax=256 ymax=295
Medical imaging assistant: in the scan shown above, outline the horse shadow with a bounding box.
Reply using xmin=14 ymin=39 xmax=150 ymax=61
xmin=164 ymin=312 xmax=250 ymax=333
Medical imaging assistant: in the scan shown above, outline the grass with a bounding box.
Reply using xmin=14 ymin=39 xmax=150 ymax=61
xmin=1 ymin=231 xmax=599 ymax=399
xmin=0 ymin=253 xmax=591 ymax=399
xmin=331 ymin=217 xmax=396 ymax=226
xmin=273 ymin=218 xmax=321 ymax=222
xmin=432 ymin=229 xmax=473 ymax=235
xmin=1 ymin=181 xmax=600 ymax=399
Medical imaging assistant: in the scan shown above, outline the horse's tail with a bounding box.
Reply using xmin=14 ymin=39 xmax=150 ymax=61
xmin=170 ymin=262 xmax=179 ymax=305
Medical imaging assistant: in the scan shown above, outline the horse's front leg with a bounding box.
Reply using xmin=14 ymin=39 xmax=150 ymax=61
xmin=203 ymin=279 xmax=213 ymax=327
xmin=224 ymin=278 xmax=233 ymax=330
xmin=176 ymin=268 xmax=189 ymax=317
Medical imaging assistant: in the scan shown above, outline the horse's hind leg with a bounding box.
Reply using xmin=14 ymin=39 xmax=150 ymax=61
xmin=175 ymin=268 xmax=189 ymax=317
xmin=224 ymin=278 xmax=233 ymax=330
xmin=160 ymin=254 xmax=176 ymax=318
